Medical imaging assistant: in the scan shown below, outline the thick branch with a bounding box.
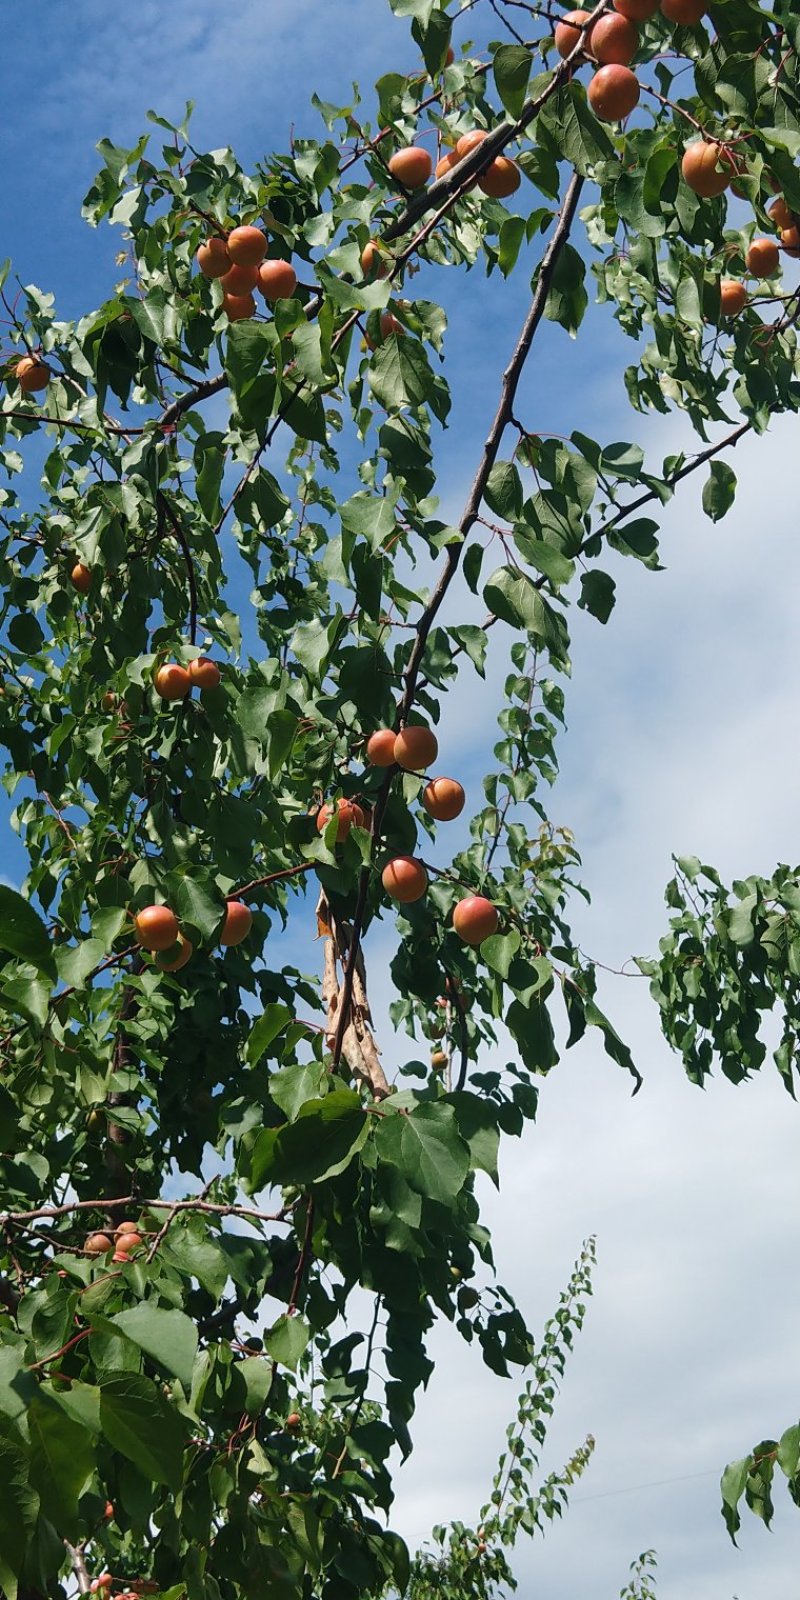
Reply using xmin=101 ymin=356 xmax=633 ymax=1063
xmin=64 ymin=1543 xmax=91 ymax=1596
xmin=330 ymin=172 xmax=584 ymax=1069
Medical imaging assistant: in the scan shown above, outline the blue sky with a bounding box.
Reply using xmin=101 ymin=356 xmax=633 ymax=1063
xmin=2 ymin=4 xmax=799 ymax=1597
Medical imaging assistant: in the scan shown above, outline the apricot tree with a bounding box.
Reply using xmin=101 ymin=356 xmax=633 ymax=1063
xmin=0 ymin=0 xmax=799 ymax=1594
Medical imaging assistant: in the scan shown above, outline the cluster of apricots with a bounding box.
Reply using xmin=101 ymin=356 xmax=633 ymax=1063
xmin=196 ymin=224 xmax=298 ymax=320
xmin=89 ymin=1579 xmax=157 ymax=1599
xmin=556 ymin=2 xmax=713 ymax=122
xmin=557 ymin=1 xmax=798 ymax=318
xmin=340 ymin=720 xmax=499 ymax=945
xmin=85 ymin=1218 xmax=145 ymax=1263
xmin=154 ymin=656 xmax=221 ymax=698
xmin=132 ymin=898 xmax=253 ymax=973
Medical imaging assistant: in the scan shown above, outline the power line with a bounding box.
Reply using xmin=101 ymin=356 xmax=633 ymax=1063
xmin=571 ymin=1467 xmax=719 ymax=1505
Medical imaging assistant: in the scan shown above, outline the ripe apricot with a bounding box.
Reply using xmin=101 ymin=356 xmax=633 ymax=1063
xmin=70 ymin=562 xmax=92 ymax=595
xmin=746 ymin=237 xmax=780 ymax=276
xmin=366 ymin=728 xmax=397 ymax=766
xmin=478 ymin=157 xmax=521 ymax=199
xmin=188 ymin=656 xmax=221 ymax=690
xmin=258 ymin=259 xmax=298 ymax=301
xmin=154 ymin=662 xmax=191 ymax=700
xmin=112 ymin=1251 xmax=130 ymax=1263
xmin=719 ymin=279 xmax=747 ymax=317
xmin=781 ymin=226 xmax=800 ymax=258
xmin=435 ymin=150 xmax=460 ymax=178
xmin=134 ymin=904 xmax=180 ymax=951
xmin=660 ymin=0 xmax=706 ymax=20
xmin=15 ymin=355 xmax=50 ymax=393
xmin=316 ymin=798 xmax=368 ymax=841
xmin=196 ymin=238 xmax=231 ymax=278
xmin=116 ymin=1220 xmax=140 ymax=1236
xmin=226 ymin=225 xmax=268 ymax=266
xmin=555 ymin=10 xmax=593 ymax=58
xmin=431 ymin=1050 xmax=449 ymax=1070
xmin=286 ymin=1412 xmax=302 ymax=1429
xmin=361 ymin=239 xmax=388 ymax=280
xmin=104 ymin=1502 xmax=115 ymax=1521
xmin=222 ymin=291 xmax=256 ymax=321
xmin=220 ymin=261 xmax=260 ymax=295
xmin=681 ymin=141 xmax=730 ymax=199
xmin=591 ymin=14 xmax=639 ymax=65
xmin=221 ymin=900 xmax=253 ymax=946
xmin=613 ymin=0 xmax=658 ymax=16
xmin=455 ymin=129 xmax=488 ymax=159
xmin=394 ymin=725 xmax=439 ymax=771
xmin=422 ymin=777 xmax=466 ymax=821
xmin=382 ymin=856 xmax=428 ymax=903
xmin=388 ymin=146 xmax=433 ymax=188
xmin=453 ymin=895 xmax=499 ymax=945
xmin=85 ymin=1232 xmax=113 ymax=1256
xmin=154 ymin=935 xmax=192 ymax=972
xmin=114 ymin=1231 xmax=142 ymax=1255
xmin=769 ymin=197 xmax=794 ymax=231
xmin=588 ymin=64 xmax=640 ymax=121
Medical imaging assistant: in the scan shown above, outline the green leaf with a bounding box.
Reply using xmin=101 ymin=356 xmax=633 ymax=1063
xmin=543 ymin=242 xmax=587 ymax=336
xmin=224 ymin=321 xmax=274 ymax=398
xmin=270 ymin=1060 xmax=327 ymax=1121
xmin=111 ymin=1304 xmax=199 ymax=1391
xmin=247 ymin=1002 xmax=293 ymax=1066
xmin=55 ymin=938 xmax=106 ymax=988
xmin=265 ymin=1312 xmax=311 ymax=1371
xmin=28 ymin=1394 xmax=95 ymax=1531
xmin=412 ymin=9 xmax=452 ymax=75
xmin=484 ymin=460 xmax=522 ymax=521
xmin=376 ymin=1102 xmax=469 ymax=1205
xmin=249 ymin=1089 xmax=369 ymax=1190
xmin=0 ymin=885 xmax=55 ymax=976
xmin=702 ymin=460 xmax=737 ymax=522
xmin=172 ymin=876 xmax=224 ymax=941
xmin=539 ymin=86 xmax=615 ymax=176
xmin=721 ymin=1455 xmax=749 ymax=1542
xmin=481 ymin=928 xmax=521 ymax=979
xmin=514 ymin=533 xmax=575 ymax=588
xmin=777 ymin=1423 xmax=800 ymax=1479
xmin=484 ymin=566 xmax=569 ymax=662
xmin=0 ymin=1438 xmax=39 ymax=1600
xmin=578 ymin=570 xmax=616 ymax=623
xmin=493 ymin=45 xmax=531 ymax=119
xmin=99 ymin=1372 xmax=186 ymax=1490
xmin=368 ymin=337 xmax=439 ymax=414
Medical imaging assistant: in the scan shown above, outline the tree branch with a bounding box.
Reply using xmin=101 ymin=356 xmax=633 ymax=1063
xmin=329 ymin=172 xmax=585 ymax=1071
xmin=157 ymin=491 xmax=198 ymax=645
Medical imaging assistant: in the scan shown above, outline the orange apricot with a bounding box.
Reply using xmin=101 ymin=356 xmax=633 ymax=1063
xmin=220 ymin=900 xmax=253 ymax=946
xmin=587 ymin=64 xmax=640 ymax=121
xmin=591 ymin=13 xmax=639 ymax=64
xmin=681 ymin=141 xmax=730 ymax=199
xmin=388 ymin=146 xmax=433 ymax=188
xmin=188 ymin=656 xmax=221 ymax=690
xmin=222 ymin=291 xmax=256 ymax=321
xmin=134 ymin=905 xmax=180 ymax=952
xmin=381 ymin=856 xmax=428 ymax=903
xmin=435 ymin=150 xmax=461 ymax=178
xmin=781 ymin=226 xmax=800 ymax=258
xmin=85 ymin=1232 xmax=113 ymax=1256
xmin=257 ymin=260 xmax=298 ymax=301
xmin=366 ymin=728 xmax=397 ymax=766
xmin=154 ymin=662 xmax=191 ymax=700
xmin=613 ymin=0 xmax=658 ymax=16
xmin=154 ymin=935 xmax=193 ymax=973
xmin=196 ymin=238 xmax=231 ymax=278
xmin=316 ymin=798 xmax=368 ymax=842
xmin=452 ymin=895 xmax=499 ymax=946
xmin=394 ymin=724 xmax=439 ymax=771
xmin=554 ymin=10 xmax=593 ymax=58
xmin=719 ymin=279 xmax=747 ymax=317
xmin=769 ymin=197 xmax=794 ymax=231
xmin=455 ymin=129 xmax=488 ymax=159
xmin=226 ymin=225 xmax=268 ymax=266
xmin=70 ymin=562 xmax=92 ymax=595
xmin=220 ymin=261 xmax=260 ymax=295
xmin=422 ymin=777 xmax=466 ymax=821
xmin=746 ymin=237 xmax=780 ymax=276
xmin=660 ymin=0 xmax=706 ymax=20
xmin=478 ymin=157 xmax=521 ymax=199
xmin=15 ymin=355 xmax=50 ymax=393
xmin=361 ymin=238 xmax=388 ymax=280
